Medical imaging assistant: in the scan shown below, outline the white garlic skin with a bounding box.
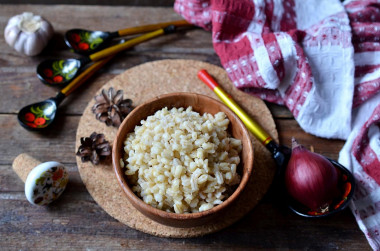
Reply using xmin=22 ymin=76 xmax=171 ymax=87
xmin=4 ymin=12 xmax=54 ymax=56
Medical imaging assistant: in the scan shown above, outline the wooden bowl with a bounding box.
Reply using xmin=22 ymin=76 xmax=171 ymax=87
xmin=112 ymin=92 xmax=254 ymax=228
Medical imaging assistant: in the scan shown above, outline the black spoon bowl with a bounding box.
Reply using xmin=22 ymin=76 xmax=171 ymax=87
xmin=18 ymin=97 xmax=61 ymax=130
xmin=65 ymin=29 xmax=114 ymax=55
xmin=37 ymin=58 xmax=89 ymax=86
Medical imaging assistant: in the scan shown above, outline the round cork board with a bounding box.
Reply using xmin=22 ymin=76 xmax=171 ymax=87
xmin=75 ymin=59 xmax=277 ymax=238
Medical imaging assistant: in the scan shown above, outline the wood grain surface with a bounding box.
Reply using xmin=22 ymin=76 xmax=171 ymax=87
xmin=0 ymin=4 xmax=370 ymax=250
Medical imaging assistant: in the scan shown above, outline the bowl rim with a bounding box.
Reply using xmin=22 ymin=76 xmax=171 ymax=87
xmin=112 ymin=92 xmax=254 ymax=221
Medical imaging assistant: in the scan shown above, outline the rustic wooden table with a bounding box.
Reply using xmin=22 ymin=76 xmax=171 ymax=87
xmin=0 ymin=4 xmax=371 ymax=250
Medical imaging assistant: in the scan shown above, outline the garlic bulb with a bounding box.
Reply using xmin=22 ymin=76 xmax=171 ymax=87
xmin=4 ymin=12 xmax=54 ymax=56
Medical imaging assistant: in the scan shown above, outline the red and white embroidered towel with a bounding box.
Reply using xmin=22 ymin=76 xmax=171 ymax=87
xmin=175 ymin=0 xmax=380 ymax=249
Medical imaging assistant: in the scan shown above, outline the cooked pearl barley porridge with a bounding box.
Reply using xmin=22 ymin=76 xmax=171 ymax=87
xmin=122 ymin=106 xmax=242 ymax=213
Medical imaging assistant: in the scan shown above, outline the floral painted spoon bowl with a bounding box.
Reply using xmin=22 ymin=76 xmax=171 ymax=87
xmin=19 ymin=56 xmax=113 ymax=130
xmin=65 ymin=19 xmax=190 ymax=55
xmin=37 ymin=25 xmax=176 ymax=87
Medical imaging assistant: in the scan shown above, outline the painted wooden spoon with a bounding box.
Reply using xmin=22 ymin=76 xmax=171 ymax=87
xmin=65 ymin=19 xmax=191 ymax=55
xmin=19 ymin=56 xmax=113 ymax=130
xmin=37 ymin=26 xmax=176 ymax=87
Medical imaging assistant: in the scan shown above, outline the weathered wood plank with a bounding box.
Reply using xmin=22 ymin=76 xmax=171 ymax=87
xmin=1 ymin=51 xmax=219 ymax=114
xmin=0 ymin=114 xmax=344 ymax=165
xmin=0 ymin=112 xmax=367 ymax=250
xmin=2 ymin=150 xmax=367 ymax=249
xmin=0 ymin=5 xmax=293 ymax=118
xmin=0 ymin=5 xmax=183 ymax=31
xmin=0 ymin=0 xmax=175 ymax=7
xmin=0 ymin=5 xmax=216 ymax=86
xmin=0 ymin=115 xmax=79 ymax=164
xmin=0 ymin=163 xmax=86 ymax=193
xmin=1 ymin=69 xmax=293 ymax=118
xmin=1 ymin=149 xmax=369 ymax=250
xmin=0 ymin=194 xmax=370 ymax=250
xmin=0 ymin=30 xmax=215 ymax=61
xmin=267 ymin=102 xmax=293 ymax=118
xmin=0 ymin=5 xmax=206 ymax=48
xmin=276 ymin=119 xmax=346 ymax=159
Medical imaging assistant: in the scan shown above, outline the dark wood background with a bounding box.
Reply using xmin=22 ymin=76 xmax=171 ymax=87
xmin=0 ymin=0 xmax=174 ymax=6
xmin=0 ymin=2 xmax=371 ymax=250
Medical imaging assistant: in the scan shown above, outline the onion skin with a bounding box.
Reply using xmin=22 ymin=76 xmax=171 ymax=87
xmin=285 ymin=138 xmax=340 ymax=212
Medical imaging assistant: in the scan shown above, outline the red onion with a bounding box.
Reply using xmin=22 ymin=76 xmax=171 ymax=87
xmin=285 ymin=138 xmax=340 ymax=212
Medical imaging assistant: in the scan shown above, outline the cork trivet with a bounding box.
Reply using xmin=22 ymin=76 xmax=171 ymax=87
xmin=75 ymin=59 xmax=278 ymax=238
xmin=12 ymin=153 xmax=41 ymax=182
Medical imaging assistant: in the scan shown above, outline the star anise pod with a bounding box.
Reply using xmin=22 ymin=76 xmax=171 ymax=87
xmin=92 ymin=87 xmax=133 ymax=127
xmin=76 ymin=132 xmax=111 ymax=165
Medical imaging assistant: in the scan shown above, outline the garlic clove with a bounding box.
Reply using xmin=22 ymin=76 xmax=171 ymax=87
xmin=14 ymin=32 xmax=29 ymax=54
xmin=6 ymin=15 xmax=22 ymax=29
xmin=4 ymin=27 xmax=20 ymax=47
xmin=40 ymin=22 xmax=54 ymax=42
xmin=25 ymin=33 xmax=45 ymax=56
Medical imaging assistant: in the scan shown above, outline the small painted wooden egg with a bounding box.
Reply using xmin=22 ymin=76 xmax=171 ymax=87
xmin=24 ymin=161 xmax=69 ymax=205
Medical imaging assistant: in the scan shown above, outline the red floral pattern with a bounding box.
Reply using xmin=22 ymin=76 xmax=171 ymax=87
xmin=53 ymin=75 xmax=63 ymax=83
xmin=41 ymin=60 xmax=78 ymax=85
xmin=68 ymin=30 xmax=104 ymax=53
xmin=21 ymin=103 xmax=53 ymax=129
xmin=24 ymin=112 xmax=35 ymax=122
